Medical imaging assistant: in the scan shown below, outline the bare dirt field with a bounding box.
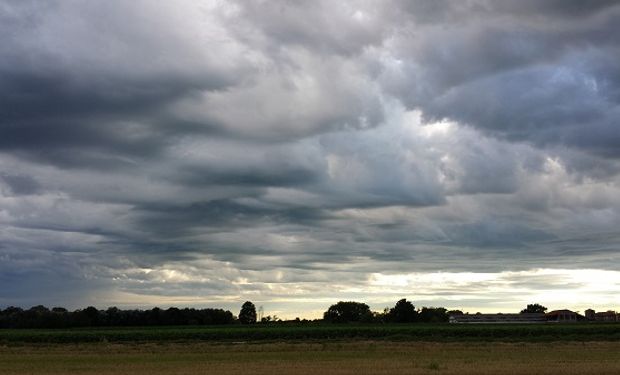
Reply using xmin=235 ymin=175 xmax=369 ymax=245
xmin=2 ymin=341 xmax=620 ymax=375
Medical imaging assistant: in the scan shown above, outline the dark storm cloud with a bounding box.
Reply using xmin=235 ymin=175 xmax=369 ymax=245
xmin=0 ymin=173 xmax=41 ymax=195
xmin=1 ymin=1 xmax=620 ymax=312
xmin=488 ymin=0 xmax=618 ymax=17
xmin=394 ymin=0 xmax=618 ymax=23
xmin=383 ymin=0 xmax=620 ymax=157
xmin=131 ymin=199 xmax=328 ymax=239
xmin=0 ymin=0 xmax=256 ymax=171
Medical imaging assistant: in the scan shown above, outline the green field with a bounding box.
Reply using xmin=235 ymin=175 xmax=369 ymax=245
xmin=2 ymin=341 xmax=620 ymax=374
xmin=4 ymin=325 xmax=620 ymax=374
xmin=2 ymin=323 xmax=620 ymax=344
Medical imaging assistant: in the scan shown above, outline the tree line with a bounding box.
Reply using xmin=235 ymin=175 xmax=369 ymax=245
xmin=0 ymin=299 xmax=542 ymax=328
xmin=323 ymin=299 xmax=453 ymax=323
xmin=0 ymin=305 xmax=235 ymax=328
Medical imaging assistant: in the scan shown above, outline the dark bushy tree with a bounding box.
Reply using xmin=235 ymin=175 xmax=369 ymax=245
xmin=387 ymin=299 xmax=418 ymax=323
xmin=238 ymin=301 xmax=257 ymax=324
xmin=75 ymin=306 xmax=102 ymax=327
xmin=323 ymin=301 xmax=373 ymax=323
xmin=520 ymin=303 xmax=547 ymax=314
xmin=418 ymin=307 xmax=449 ymax=323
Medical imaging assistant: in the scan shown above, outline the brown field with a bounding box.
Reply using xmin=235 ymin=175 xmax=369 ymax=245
xmin=1 ymin=341 xmax=620 ymax=374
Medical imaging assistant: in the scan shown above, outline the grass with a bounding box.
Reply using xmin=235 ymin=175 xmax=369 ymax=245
xmin=3 ymin=324 xmax=620 ymax=374
xmin=2 ymin=341 xmax=620 ymax=374
xmin=3 ymin=323 xmax=620 ymax=344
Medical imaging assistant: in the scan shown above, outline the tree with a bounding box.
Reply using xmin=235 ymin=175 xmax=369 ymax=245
xmin=418 ymin=307 xmax=449 ymax=323
xmin=323 ymin=301 xmax=373 ymax=323
xmin=387 ymin=299 xmax=418 ymax=323
xmin=238 ymin=301 xmax=257 ymax=324
xmin=76 ymin=306 xmax=101 ymax=326
xmin=520 ymin=303 xmax=547 ymax=314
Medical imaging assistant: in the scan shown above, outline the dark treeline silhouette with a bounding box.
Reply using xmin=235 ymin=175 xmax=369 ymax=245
xmin=0 ymin=305 xmax=235 ymax=328
xmin=1 ymin=298 xmax=472 ymax=328
xmin=322 ymin=299 xmax=450 ymax=323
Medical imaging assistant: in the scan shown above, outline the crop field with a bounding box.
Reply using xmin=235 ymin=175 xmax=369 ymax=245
xmin=2 ymin=341 xmax=620 ymax=375
xmin=2 ymin=323 xmax=620 ymax=344
xmin=3 ymin=324 xmax=620 ymax=374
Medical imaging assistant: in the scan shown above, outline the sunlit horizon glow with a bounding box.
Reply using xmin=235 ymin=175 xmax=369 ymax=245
xmin=35 ymin=268 xmax=620 ymax=320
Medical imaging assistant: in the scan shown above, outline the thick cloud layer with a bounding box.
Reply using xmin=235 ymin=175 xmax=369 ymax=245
xmin=1 ymin=1 xmax=619 ymax=315
xmin=382 ymin=0 xmax=620 ymax=157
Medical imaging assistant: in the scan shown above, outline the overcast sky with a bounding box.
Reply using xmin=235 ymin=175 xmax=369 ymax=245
xmin=1 ymin=0 xmax=620 ymax=318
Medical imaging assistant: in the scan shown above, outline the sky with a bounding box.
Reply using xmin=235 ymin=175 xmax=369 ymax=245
xmin=1 ymin=0 xmax=620 ymax=319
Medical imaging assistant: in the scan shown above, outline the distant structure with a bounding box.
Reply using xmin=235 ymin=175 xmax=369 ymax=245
xmin=545 ymin=309 xmax=581 ymax=323
xmin=449 ymin=313 xmax=546 ymax=324
xmin=258 ymin=305 xmax=264 ymax=322
xmin=585 ymin=309 xmax=618 ymax=322
xmin=449 ymin=309 xmax=587 ymax=324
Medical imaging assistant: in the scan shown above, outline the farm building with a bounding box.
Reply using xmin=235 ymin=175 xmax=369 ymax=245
xmin=449 ymin=313 xmax=546 ymax=324
xmin=450 ymin=310 xmax=586 ymax=323
xmin=585 ymin=309 xmax=618 ymax=322
xmin=544 ymin=309 xmax=583 ymax=323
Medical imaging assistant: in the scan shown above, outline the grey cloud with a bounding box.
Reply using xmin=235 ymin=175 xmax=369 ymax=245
xmin=488 ymin=0 xmax=619 ymax=17
xmin=1 ymin=173 xmax=41 ymax=195
xmin=394 ymin=0 xmax=618 ymax=25
xmin=443 ymin=219 xmax=555 ymax=248
xmin=165 ymin=138 xmax=328 ymax=188
xmin=131 ymin=199 xmax=327 ymax=239
xmin=383 ymin=1 xmax=620 ymax=158
xmin=173 ymin=52 xmax=385 ymax=140
xmin=0 ymin=1 xmax=256 ymax=169
xmin=232 ymin=0 xmax=389 ymax=55
xmin=0 ymin=0 xmax=388 ymax=176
